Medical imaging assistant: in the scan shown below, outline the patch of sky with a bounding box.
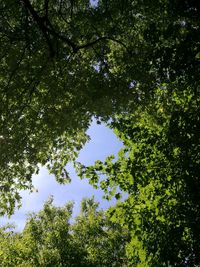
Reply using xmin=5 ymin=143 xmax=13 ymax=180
xmin=129 ymin=80 xmax=137 ymax=89
xmin=93 ymin=61 xmax=101 ymax=72
xmin=0 ymin=120 xmax=123 ymax=232
xmin=90 ymin=0 xmax=99 ymax=8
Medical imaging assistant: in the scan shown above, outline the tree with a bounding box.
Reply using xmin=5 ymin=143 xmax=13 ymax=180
xmin=0 ymin=197 xmax=75 ymax=267
xmin=72 ymin=197 xmax=128 ymax=267
xmin=78 ymin=85 xmax=200 ymax=266
xmin=0 ymin=197 xmax=128 ymax=266
xmin=0 ymin=224 xmax=21 ymax=266
xmin=0 ymin=0 xmax=200 ymax=214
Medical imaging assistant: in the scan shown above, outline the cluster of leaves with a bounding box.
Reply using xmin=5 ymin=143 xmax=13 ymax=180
xmin=0 ymin=197 xmax=129 ymax=267
xmin=78 ymin=85 xmax=200 ymax=266
xmin=1 ymin=0 xmax=200 ymax=214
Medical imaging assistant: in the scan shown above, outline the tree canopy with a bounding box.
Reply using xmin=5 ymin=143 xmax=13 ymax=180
xmin=0 ymin=197 xmax=128 ymax=266
xmin=0 ymin=0 xmax=200 ymax=265
xmin=79 ymin=85 xmax=200 ymax=265
xmin=0 ymin=0 xmax=200 ymax=213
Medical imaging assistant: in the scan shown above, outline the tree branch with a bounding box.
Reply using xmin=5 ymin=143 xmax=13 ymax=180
xmin=21 ymin=0 xmax=56 ymax=56
xmin=44 ymin=0 xmax=50 ymax=18
xmin=21 ymin=0 xmax=128 ymax=55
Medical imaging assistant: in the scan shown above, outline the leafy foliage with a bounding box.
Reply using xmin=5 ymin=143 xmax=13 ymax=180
xmin=0 ymin=197 xmax=128 ymax=266
xmin=78 ymin=85 xmax=200 ymax=266
xmin=0 ymin=0 xmax=200 ymax=214
xmin=0 ymin=1 xmax=199 ymax=265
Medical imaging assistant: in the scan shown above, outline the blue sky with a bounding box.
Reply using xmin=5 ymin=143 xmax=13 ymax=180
xmin=0 ymin=121 xmax=123 ymax=231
